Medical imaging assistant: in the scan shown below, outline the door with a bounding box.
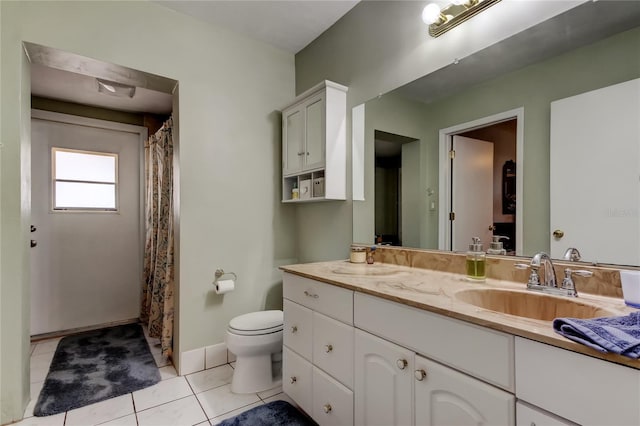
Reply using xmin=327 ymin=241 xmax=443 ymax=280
xmin=31 ymin=112 xmax=143 ymax=335
xmin=283 ymin=107 xmax=304 ymax=175
xmin=451 ymin=136 xmax=494 ymax=251
xmin=354 ymin=329 xmax=413 ymax=426
xmin=305 ymin=94 xmax=325 ymax=170
xmin=414 ymin=354 xmax=515 ymax=425
xmin=550 ymin=78 xmax=640 ymax=265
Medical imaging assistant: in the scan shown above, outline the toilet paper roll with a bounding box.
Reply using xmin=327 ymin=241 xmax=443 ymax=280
xmin=215 ymin=279 xmax=235 ymax=294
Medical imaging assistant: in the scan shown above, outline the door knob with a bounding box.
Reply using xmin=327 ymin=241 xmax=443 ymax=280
xmin=488 ymin=225 xmax=496 ymax=231
xmin=30 ymin=240 xmax=37 ymax=248
xmin=553 ymin=229 xmax=565 ymax=239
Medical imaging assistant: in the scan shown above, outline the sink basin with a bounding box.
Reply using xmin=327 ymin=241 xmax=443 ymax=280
xmin=455 ymin=288 xmax=617 ymax=321
xmin=331 ymin=264 xmax=402 ymax=276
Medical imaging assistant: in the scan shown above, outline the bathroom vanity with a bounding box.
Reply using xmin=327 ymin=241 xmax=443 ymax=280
xmin=281 ymin=256 xmax=640 ymax=426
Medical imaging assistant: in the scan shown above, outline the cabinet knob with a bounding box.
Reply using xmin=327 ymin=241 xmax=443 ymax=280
xmin=291 ymin=326 xmax=298 ymax=333
xmin=324 ymin=344 xmax=333 ymax=353
xmin=396 ymin=359 xmax=408 ymax=370
xmin=290 ymin=376 xmax=297 ymax=384
xmin=30 ymin=225 xmax=37 ymax=233
xmin=323 ymin=404 xmax=332 ymax=413
xmin=30 ymin=240 xmax=37 ymax=248
xmin=530 ymin=423 xmax=536 ymax=426
xmin=304 ymin=290 xmax=319 ymax=299
xmin=414 ymin=369 xmax=427 ymax=381
xmin=297 ymin=151 xmax=305 ymax=156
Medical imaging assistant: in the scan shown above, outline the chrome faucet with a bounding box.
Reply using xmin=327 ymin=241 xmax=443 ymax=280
xmin=563 ymin=247 xmax=582 ymax=262
xmin=515 ymin=251 xmax=592 ymax=298
xmin=530 ymin=252 xmax=557 ymax=288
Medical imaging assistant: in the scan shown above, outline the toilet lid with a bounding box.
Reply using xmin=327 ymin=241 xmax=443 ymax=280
xmin=229 ymin=310 xmax=283 ymax=335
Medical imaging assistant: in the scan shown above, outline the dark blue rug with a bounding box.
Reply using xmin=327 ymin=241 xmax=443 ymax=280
xmin=219 ymin=400 xmax=315 ymax=426
xmin=34 ymin=323 xmax=161 ymax=416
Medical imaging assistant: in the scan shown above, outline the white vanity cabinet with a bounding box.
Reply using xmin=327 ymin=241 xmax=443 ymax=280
xmin=282 ymin=273 xmax=354 ymax=425
xmin=281 ymin=80 xmax=347 ymax=202
xmin=515 ymin=337 xmax=640 ymax=426
xmin=354 ymin=295 xmax=515 ymax=426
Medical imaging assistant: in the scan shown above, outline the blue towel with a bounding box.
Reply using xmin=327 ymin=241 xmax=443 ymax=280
xmin=553 ymin=312 xmax=640 ymax=358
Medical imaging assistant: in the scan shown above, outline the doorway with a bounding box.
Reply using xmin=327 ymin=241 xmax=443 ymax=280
xmin=438 ymin=108 xmax=523 ymax=255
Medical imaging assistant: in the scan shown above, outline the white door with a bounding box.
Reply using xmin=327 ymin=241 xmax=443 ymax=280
xmin=550 ymin=78 xmax=640 ymax=265
xmin=354 ymin=329 xmax=413 ymax=426
xmin=451 ymin=136 xmax=494 ymax=251
xmin=414 ymin=354 xmax=515 ymax=425
xmin=31 ymin=112 xmax=144 ymax=335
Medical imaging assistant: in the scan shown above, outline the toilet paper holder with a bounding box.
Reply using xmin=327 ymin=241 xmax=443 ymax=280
xmin=214 ymin=268 xmax=237 ymax=283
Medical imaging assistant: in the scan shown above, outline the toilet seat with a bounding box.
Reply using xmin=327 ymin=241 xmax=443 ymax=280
xmin=228 ymin=310 xmax=283 ymax=336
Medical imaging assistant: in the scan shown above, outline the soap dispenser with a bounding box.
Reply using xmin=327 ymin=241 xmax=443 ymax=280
xmin=466 ymin=237 xmax=486 ymax=281
xmin=487 ymin=235 xmax=509 ymax=255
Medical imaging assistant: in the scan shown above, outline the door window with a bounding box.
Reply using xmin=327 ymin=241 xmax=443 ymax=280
xmin=52 ymin=147 xmax=118 ymax=211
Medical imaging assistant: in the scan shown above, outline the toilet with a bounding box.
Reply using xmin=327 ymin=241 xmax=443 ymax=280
xmin=225 ymin=310 xmax=283 ymax=394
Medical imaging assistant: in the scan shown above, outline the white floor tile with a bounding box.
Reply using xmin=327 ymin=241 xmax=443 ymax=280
xmin=137 ymin=395 xmax=207 ymax=426
xmin=257 ymin=384 xmax=283 ymax=400
xmin=230 ymin=361 xmax=236 ymax=369
xmin=65 ymin=394 xmax=134 ymax=426
xmin=196 ymin=384 xmax=260 ymax=419
xmin=209 ymin=401 xmax=263 ymax=425
xmin=195 ymin=422 xmax=212 ymax=426
xmin=30 ymin=352 xmax=55 ymax=369
xmin=30 ymin=343 xmax=37 ymax=356
xmin=32 ymin=339 xmax=61 ymax=356
xmin=11 ymin=412 xmax=65 ymax=426
xmin=159 ymin=365 xmax=178 ymax=381
xmin=262 ymin=392 xmax=297 ymax=406
xmin=97 ymin=413 xmax=138 ymax=426
xmin=186 ymin=364 xmax=233 ymax=394
xmin=133 ymin=376 xmax=193 ymax=411
xmin=23 ymin=381 xmax=45 ymax=418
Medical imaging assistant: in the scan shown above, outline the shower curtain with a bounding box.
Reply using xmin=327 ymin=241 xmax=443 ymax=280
xmin=141 ymin=117 xmax=174 ymax=357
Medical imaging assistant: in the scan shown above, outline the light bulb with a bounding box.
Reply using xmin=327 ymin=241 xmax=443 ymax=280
xmin=422 ymin=3 xmax=442 ymax=25
xmin=451 ymin=0 xmax=468 ymax=5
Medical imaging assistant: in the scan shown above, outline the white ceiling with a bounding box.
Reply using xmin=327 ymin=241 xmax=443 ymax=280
xmin=31 ymin=0 xmax=359 ymax=115
xmin=154 ymin=0 xmax=360 ymax=54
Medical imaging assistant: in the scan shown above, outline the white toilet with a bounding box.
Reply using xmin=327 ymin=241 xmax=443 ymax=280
xmin=225 ymin=310 xmax=283 ymax=394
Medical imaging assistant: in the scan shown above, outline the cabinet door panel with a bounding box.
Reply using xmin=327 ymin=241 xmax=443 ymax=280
xmin=283 ymin=299 xmax=312 ymax=360
xmin=312 ymin=366 xmax=354 ymax=426
xmin=305 ymin=95 xmax=324 ymax=169
xmin=283 ymin=347 xmax=313 ymax=415
xmin=516 ymin=401 xmax=576 ymax=426
xmin=355 ymin=329 xmax=413 ymax=426
xmin=284 ymin=108 xmax=303 ymax=175
xmin=415 ymin=354 xmax=514 ymax=426
xmin=313 ymin=312 xmax=354 ymax=389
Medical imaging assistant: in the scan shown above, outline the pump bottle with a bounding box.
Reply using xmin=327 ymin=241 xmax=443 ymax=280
xmin=466 ymin=237 xmax=486 ymax=281
xmin=487 ymin=235 xmax=509 ymax=255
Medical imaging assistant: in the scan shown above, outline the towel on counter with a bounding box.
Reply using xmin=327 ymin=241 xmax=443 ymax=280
xmin=553 ymin=312 xmax=640 ymax=358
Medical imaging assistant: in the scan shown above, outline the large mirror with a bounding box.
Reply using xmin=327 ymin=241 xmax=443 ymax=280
xmin=353 ymin=1 xmax=640 ymax=266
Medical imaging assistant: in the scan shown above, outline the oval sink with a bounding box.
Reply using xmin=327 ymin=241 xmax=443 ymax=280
xmin=331 ymin=264 xmax=402 ymax=276
xmin=455 ymin=288 xmax=617 ymax=321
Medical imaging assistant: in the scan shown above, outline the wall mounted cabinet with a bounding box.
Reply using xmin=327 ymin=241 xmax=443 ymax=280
xmin=281 ymin=81 xmax=347 ymax=202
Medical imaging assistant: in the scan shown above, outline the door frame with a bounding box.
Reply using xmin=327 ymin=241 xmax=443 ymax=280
xmin=437 ymin=107 xmax=524 ymax=255
xmin=30 ymin=109 xmax=148 ymax=331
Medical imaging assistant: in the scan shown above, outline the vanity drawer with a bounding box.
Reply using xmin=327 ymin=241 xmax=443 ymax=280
xmin=516 ymin=401 xmax=576 ymax=426
xmin=283 ymin=299 xmax=312 ymax=360
xmin=515 ymin=337 xmax=640 ymax=426
xmin=312 ymin=366 xmax=354 ymax=426
xmin=284 ymin=272 xmax=353 ymax=325
xmin=312 ymin=311 xmax=354 ymax=389
xmin=354 ymin=292 xmax=514 ymax=391
xmin=283 ymin=347 xmax=313 ymax=415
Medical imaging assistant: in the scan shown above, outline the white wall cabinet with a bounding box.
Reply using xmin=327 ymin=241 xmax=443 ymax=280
xmin=281 ymin=80 xmax=347 ymax=202
xmin=282 ymin=273 xmax=354 ymax=425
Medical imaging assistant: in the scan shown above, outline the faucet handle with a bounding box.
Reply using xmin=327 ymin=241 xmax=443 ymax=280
xmin=514 ymin=263 xmax=530 ymax=270
xmin=561 ymin=268 xmax=593 ymax=297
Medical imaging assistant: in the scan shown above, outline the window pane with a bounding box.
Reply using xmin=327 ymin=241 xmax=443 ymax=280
xmin=55 ymin=182 xmax=116 ymax=209
xmin=55 ymin=150 xmax=116 ymax=183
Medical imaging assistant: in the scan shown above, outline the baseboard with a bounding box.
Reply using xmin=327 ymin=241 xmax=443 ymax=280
xmin=30 ymin=318 xmax=140 ymax=342
xmin=179 ymin=342 xmax=236 ymax=375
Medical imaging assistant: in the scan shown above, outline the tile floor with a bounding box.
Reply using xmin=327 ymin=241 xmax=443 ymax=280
xmin=16 ymin=330 xmax=295 ymax=426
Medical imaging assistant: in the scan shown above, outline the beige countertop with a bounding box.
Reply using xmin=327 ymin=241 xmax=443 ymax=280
xmin=281 ymin=260 xmax=640 ymax=369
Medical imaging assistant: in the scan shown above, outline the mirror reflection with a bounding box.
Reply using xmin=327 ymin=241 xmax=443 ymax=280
xmin=353 ymin=1 xmax=640 ymax=266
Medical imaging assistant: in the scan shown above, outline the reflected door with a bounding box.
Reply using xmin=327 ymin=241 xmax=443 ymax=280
xmin=550 ymin=78 xmax=640 ymax=265
xmin=451 ymin=136 xmax=494 ymax=251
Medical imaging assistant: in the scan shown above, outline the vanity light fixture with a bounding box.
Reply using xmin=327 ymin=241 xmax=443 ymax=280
xmin=96 ymin=78 xmax=136 ymax=98
xmin=422 ymin=0 xmax=501 ymax=38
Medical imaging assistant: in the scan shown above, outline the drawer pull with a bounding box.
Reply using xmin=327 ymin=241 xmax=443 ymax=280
xmin=414 ymin=369 xmax=427 ymax=381
xmin=304 ymin=290 xmax=319 ymax=299
xmin=291 ymin=326 xmax=298 ymax=333
xmin=323 ymin=404 xmax=332 ymax=413
xmin=290 ymin=376 xmax=297 ymax=384
xmin=324 ymin=344 xmax=333 ymax=353
xmin=396 ymin=359 xmax=408 ymax=370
